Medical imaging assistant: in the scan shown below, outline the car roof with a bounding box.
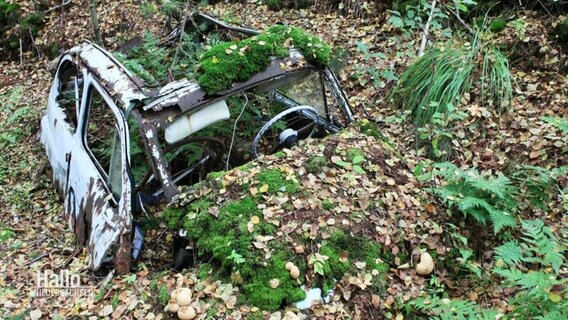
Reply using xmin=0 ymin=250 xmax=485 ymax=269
xmin=64 ymin=14 xmax=317 ymax=116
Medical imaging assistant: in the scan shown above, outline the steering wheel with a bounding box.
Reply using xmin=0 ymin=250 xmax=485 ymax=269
xmin=252 ymin=105 xmax=321 ymax=158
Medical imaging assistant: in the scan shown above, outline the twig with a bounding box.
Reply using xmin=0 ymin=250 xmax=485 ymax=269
xmin=170 ymin=3 xmax=190 ymax=76
xmin=60 ymin=247 xmax=81 ymax=268
xmin=28 ymin=26 xmax=41 ymax=59
xmin=226 ymin=94 xmax=249 ymax=171
xmin=26 ymin=253 xmax=49 ymax=266
xmin=451 ymin=0 xmax=475 ymax=35
xmin=19 ymin=38 xmax=23 ymax=67
xmin=419 ymin=0 xmax=437 ymax=57
xmin=43 ymin=0 xmax=72 ymax=14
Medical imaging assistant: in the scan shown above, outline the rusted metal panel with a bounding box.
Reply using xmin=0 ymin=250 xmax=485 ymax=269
xmin=69 ymin=43 xmax=147 ymax=108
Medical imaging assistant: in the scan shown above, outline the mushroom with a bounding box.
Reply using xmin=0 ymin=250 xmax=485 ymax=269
xmin=415 ymin=252 xmax=434 ymax=276
xmin=166 ymin=299 xmax=180 ymax=313
xmin=170 ymin=288 xmax=180 ymax=301
xmin=176 ymin=288 xmax=192 ymax=307
xmin=285 ymin=262 xmax=295 ymax=271
xmin=177 ymin=306 xmax=197 ymax=320
xmin=289 ymin=266 xmax=300 ymax=279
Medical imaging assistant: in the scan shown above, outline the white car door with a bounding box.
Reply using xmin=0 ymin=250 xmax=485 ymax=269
xmin=66 ymin=73 xmax=133 ymax=274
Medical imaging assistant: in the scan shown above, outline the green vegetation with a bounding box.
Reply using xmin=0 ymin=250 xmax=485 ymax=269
xmin=115 ymin=32 xmax=202 ymax=87
xmin=306 ymin=156 xmax=327 ymax=174
xmin=0 ymin=1 xmax=44 ymax=51
xmin=421 ymin=162 xmax=518 ymax=234
xmin=411 ymin=219 xmax=567 ymax=319
xmin=0 ymin=228 xmax=15 ymax=243
xmin=198 ymin=25 xmax=330 ymax=93
xmin=416 ymin=103 xmax=467 ymax=160
xmin=390 ymin=35 xmax=511 ymax=126
xmin=256 ymin=169 xmax=299 ymax=194
xmin=168 ymin=196 xmax=304 ymax=310
xmin=556 ymin=17 xmax=568 ymax=42
xmin=489 ymin=17 xmax=506 ymax=32
xmin=158 ymin=285 xmax=170 ymax=305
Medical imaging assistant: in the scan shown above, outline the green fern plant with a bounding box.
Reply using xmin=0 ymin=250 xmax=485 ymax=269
xmin=510 ymin=165 xmax=568 ymax=211
xmin=542 ymin=116 xmax=568 ymax=135
xmin=425 ymin=162 xmax=518 ymax=233
xmin=493 ymin=219 xmax=567 ymax=319
xmin=410 ymin=294 xmax=499 ymax=320
xmin=114 ymin=32 xmax=202 ymax=87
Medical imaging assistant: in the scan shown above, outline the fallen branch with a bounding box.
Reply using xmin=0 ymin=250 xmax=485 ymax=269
xmin=43 ymin=0 xmax=72 ymax=14
xmin=419 ymin=0 xmax=437 ymax=57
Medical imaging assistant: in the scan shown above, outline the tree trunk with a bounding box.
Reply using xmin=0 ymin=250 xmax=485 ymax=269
xmin=88 ymin=0 xmax=103 ymax=46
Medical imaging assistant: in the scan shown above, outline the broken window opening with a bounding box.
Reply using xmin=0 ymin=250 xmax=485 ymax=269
xmin=56 ymin=61 xmax=83 ymax=128
xmin=85 ymin=86 xmax=123 ymax=199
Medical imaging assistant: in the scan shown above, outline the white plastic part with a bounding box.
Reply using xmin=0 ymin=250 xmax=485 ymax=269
xmin=164 ymin=99 xmax=230 ymax=144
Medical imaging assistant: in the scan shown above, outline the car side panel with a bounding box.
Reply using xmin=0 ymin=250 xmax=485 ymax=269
xmin=66 ymin=75 xmax=132 ymax=272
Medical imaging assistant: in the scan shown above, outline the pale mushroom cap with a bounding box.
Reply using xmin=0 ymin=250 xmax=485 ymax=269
xmin=176 ymin=288 xmax=193 ymax=307
xmin=177 ymin=306 xmax=197 ymax=320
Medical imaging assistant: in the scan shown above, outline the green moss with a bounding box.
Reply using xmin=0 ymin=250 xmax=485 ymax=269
xmin=320 ymin=246 xmax=351 ymax=279
xmin=241 ymin=253 xmax=306 ymax=310
xmin=158 ymin=285 xmax=170 ymax=305
xmin=256 ymin=169 xmax=299 ymax=194
xmin=206 ymin=307 xmax=218 ymax=319
xmin=489 ymin=18 xmax=506 ymax=33
xmin=306 ymin=156 xmax=328 ymax=174
xmin=161 ymin=207 xmax=185 ymax=229
xmin=328 ymin=229 xmax=389 ymax=273
xmin=198 ymin=25 xmax=330 ymax=94
xmin=173 ymin=181 xmax=310 ymax=309
xmin=198 ymin=263 xmax=213 ymax=279
xmin=273 ymin=151 xmax=286 ymax=158
xmin=206 ymin=170 xmax=226 ymax=180
xmin=321 ymin=199 xmax=334 ymax=210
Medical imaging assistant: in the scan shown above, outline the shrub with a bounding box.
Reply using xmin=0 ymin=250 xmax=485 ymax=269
xmin=556 ymin=17 xmax=568 ymax=42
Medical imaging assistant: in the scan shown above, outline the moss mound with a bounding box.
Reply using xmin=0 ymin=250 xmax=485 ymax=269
xmin=161 ymin=160 xmax=393 ymax=310
xmin=163 ymin=193 xmax=305 ymax=310
xmin=197 ymin=25 xmax=331 ymax=94
xmin=489 ymin=17 xmax=506 ymax=33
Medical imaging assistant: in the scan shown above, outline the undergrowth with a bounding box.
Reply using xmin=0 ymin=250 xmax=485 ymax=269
xmin=411 ymin=219 xmax=568 ymax=319
xmin=420 ymin=162 xmax=518 ymax=234
xmin=390 ymin=34 xmax=512 ymax=126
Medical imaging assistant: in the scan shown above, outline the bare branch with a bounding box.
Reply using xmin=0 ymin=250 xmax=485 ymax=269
xmin=419 ymin=0 xmax=438 ymax=57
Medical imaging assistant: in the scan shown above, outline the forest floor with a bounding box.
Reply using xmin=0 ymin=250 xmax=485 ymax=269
xmin=0 ymin=1 xmax=567 ymax=319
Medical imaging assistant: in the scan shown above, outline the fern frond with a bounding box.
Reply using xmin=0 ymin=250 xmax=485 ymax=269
xmin=495 ymin=240 xmax=523 ymax=266
xmin=411 ymin=295 xmax=499 ymax=319
xmin=490 ymin=210 xmax=517 ymax=233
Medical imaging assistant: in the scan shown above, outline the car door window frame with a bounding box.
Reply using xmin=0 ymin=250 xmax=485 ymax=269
xmin=80 ymin=76 xmax=129 ymax=201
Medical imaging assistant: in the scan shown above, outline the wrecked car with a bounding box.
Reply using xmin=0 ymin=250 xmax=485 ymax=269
xmin=40 ymin=13 xmax=353 ymax=274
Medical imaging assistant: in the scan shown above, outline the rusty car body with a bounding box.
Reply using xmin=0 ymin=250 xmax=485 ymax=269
xmin=40 ymin=14 xmax=353 ymax=274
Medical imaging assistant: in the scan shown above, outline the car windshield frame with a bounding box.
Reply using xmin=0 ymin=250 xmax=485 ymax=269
xmin=129 ymin=67 xmax=346 ymax=202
